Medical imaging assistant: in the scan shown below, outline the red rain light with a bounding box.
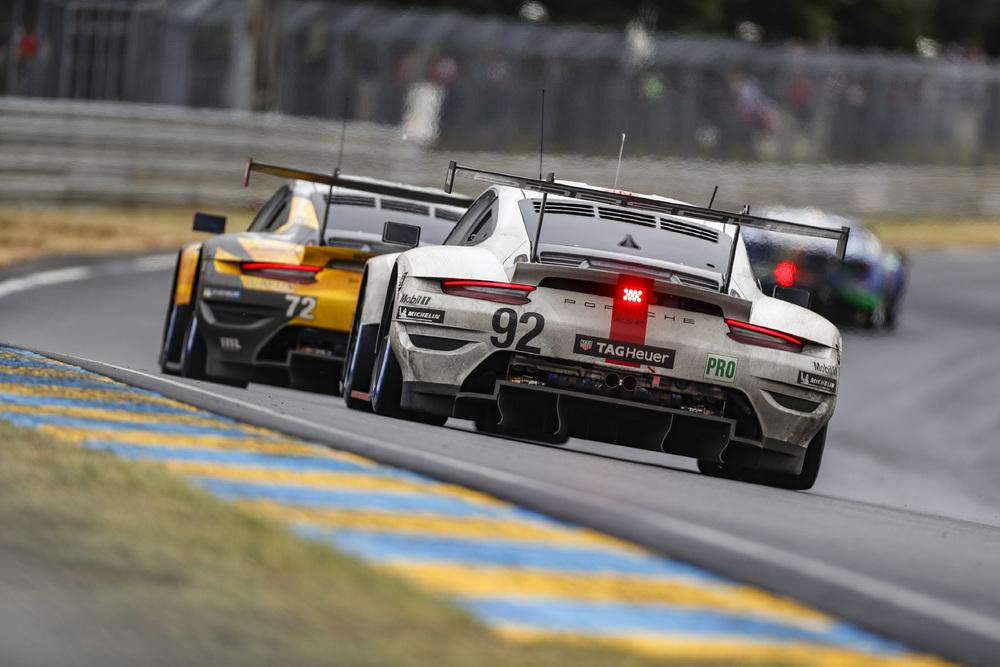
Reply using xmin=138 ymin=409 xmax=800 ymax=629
xmin=622 ymin=287 xmax=644 ymax=304
xmin=774 ymin=260 xmax=798 ymax=288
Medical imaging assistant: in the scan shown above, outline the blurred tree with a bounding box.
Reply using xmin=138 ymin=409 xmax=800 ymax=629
xmin=827 ymin=0 xmax=934 ymax=52
xmin=392 ymin=0 xmax=1000 ymax=56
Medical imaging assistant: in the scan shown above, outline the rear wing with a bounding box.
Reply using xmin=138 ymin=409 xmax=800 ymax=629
xmin=444 ymin=162 xmax=850 ymax=294
xmin=245 ymin=157 xmax=475 ymax=209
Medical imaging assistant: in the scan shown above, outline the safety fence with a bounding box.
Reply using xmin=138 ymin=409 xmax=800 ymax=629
xmin=7 ymin=0 xmax=1000 ymax=165
xmin=2 ymin=96 xmax=999 ymax=216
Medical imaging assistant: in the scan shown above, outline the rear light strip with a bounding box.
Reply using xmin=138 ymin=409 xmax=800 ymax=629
xmin=240 ymin=262 xmax=322 ymax=273
xmin=440 ymin=279 xmax=535 ymax=305
xmin=240 ymin=261 xmax=322 ymax=285
xmin=725 ymin=319 xmax=803 ymax=352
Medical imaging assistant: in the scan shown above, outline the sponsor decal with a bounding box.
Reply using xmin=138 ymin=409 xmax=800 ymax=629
xmin=705 ymin=354 xmax=737 ymax=382
xmin=573 ymin=334 xmax=675 ymax=369
xmin=798 ymin=370 xmax=837 ymax=393
xmin=397 ymin=305 xmax=445 ymax=324
xmin=400 ymin=293 xmax=432 ymax=306
xmin=203 ymin=287 xmax=241 ymax=300
xmin=219 ymin=337 xmax=242 ymax=352
xmin=813 ymin=361 xmax=839 ymax=377
xmin=242 ymin=275 xmax=294 ymax=293
xmin=562 ymin=299 xmax=695 ymax=324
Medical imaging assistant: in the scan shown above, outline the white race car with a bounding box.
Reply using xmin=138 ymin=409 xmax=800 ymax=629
xmin=342 ymin=164 xmax=849 ymax=490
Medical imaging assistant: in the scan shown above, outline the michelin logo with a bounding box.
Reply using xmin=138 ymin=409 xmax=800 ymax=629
xmin=798 ymin=370 xmax=837 ymax=394
xmin=573 ymin=334 xmax=675 ymax=368
xmin=397 ymin=305 xmax=444 ymax=324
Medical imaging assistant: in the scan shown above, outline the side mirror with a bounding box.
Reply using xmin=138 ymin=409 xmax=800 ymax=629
xmin=773 ymin=285 xmax=812 ymax=309
xmin=382 ymin=221 xmax=420 ymax=248
xmin=193 ymin=212 xmax=226 ymax=234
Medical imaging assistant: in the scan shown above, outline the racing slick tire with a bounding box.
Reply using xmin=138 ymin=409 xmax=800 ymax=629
xmin=178 ymin=314 xmax=209 ymax=381
xmin=865 ymin=303 xmax=888 ymax=330
xmin=884 ymin=296 xmax=900 ymax=330
xmin=369 ymin=270 xmax=447 ymax=426
xmin=159 ymin=301 xmax=186 ymax=377
xmin=159 ymin=254 xmax=192 ymax=377
xmin=178 ymin=274 xmax=249 ymax=389
xmin=342 ymin=273 xmax=376 ymax=412
xmin=698 ymin=425 xmax=827 ymax=491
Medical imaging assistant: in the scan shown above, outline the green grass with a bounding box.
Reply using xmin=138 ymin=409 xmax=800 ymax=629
xmin=0 ymin=206 xmax=996 ymax=270
xmin=866 ymin=217 xmax=1000 ymax=248
xmin=0 ymin=421 xmax=736 ymax=667
xmin=0 ymin=206 xmax=253 ymax=267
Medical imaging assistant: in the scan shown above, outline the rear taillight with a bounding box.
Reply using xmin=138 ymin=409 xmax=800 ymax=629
xmin=240 ymin=262 xmax=321 ymax=284
xmin=440 ymin=279 xmax=535 ymax=305
xmin=774 ymin=260 xmax=798 ymax=288
xmin=725 ymin=319 xmax=803 ymax=353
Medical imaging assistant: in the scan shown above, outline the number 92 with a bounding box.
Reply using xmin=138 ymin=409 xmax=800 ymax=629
xmin=490 ymin=308 xmax=544 ymax=354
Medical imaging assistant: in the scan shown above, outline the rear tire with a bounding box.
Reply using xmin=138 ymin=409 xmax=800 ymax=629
xmin=865 ymin=302 xmax=887 ymax=330
xmin=343 ymin=275 xmax=377 ymax=412
xmin=369 ymin=271 xmax=447 ymax=426
xmin=179 ymin=313 xmax=208 ymax=381
xmin=159 ymin=303 xmax=185 ymax=376
xmin=179 ymin=302 xmax=248 ymax=389
xmin=699 ymin=425 xmax=827 ymax=491
xmin=159 ymin=254 xmax=190 ymax=376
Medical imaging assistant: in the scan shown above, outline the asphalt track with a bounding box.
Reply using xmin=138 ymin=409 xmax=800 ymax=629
xmin=1 ymin=249 xmax=999 ymax=665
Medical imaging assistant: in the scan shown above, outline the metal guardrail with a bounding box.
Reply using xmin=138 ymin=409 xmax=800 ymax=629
xmin=2 ymin=96 xmax=999 ymax=216
xmin=11 ymin=0 xmax=1000 ymax=165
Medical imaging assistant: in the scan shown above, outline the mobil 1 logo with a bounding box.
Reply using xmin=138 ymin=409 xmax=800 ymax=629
xmin=705 ymin=353 xmax=737 ymax=382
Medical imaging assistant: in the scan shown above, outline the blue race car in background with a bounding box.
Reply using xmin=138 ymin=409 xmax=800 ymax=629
xmin=745 ymin=207 xmax=908 ymax=329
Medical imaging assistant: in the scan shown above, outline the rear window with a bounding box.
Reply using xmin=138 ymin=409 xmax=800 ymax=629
xmin=518 ymin=199 xmax=731 ymax=272
xmin=310 ymin=192 xmax=458 ymax=244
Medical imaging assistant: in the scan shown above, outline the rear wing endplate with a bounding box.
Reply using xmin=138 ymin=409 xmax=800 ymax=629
xmin=444 ymin=162 xmax=850 ymax=259
xmin=245 ymin=157 xmax=475 ymax=209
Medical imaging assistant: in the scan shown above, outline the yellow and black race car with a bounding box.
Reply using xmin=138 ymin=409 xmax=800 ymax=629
xmin=158 ymin=159 xmax=473 ymax=392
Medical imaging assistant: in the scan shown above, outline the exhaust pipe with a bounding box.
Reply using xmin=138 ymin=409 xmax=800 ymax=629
xmin=604 ymin=372 xmax=620 ymax=389
xmin=621 ymin=375 xmax=637 ymax=392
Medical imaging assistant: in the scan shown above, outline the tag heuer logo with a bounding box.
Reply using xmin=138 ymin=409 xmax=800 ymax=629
xmin=572 ymin=334 xmax=675 ymax=368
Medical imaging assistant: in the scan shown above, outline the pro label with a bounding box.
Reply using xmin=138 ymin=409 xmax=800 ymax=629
xmin=705 ymin=353 xmax=737 ymax=382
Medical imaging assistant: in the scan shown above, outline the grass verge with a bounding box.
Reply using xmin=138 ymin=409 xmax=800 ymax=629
xmin=0 ymin=421 xmax=730 ymax=667
xmin=0 ymin=206 xmax=253 ymax=267
xmin=866 ymin=217 xmax=1000 ymax=248
xmin=0 ymin=206 xmax=997 ymax=269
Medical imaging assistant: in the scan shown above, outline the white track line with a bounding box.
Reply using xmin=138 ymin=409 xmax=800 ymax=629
xmin=0 ymin=254 xmax=174 ymax=299
xmin=62 ymin=355 xmax=1000 ymax=645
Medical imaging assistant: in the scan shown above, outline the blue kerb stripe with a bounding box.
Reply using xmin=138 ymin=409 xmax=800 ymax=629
xmin=194 ymin=478 xmax=530 ymax=520
xmin=0 ymin=372 xmax=150 ymax=392
xmin=0 ymin=392 xmax=223 ymax=419
xmin=0 ymin=356 xmax=100 ymax=374
xmin=0 ymin=347 xmax=47 ymax=357
xmin=299 ymin=526 xmax=723 ymax=581
xmin=463 ymin=598 xmax=906 ymax=654
xmin=0 ymin=412 xmax=265 ymax=437
xmin=86 ymin=441 xmax=381 ymax=474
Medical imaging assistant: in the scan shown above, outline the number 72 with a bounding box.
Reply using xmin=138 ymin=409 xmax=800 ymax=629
xmin=284 ymin=295 xmax=317 ymax=320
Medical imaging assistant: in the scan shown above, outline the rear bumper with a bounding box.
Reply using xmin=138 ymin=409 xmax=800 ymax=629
xmin=196 ymin=297 xmax=347 ymax=389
